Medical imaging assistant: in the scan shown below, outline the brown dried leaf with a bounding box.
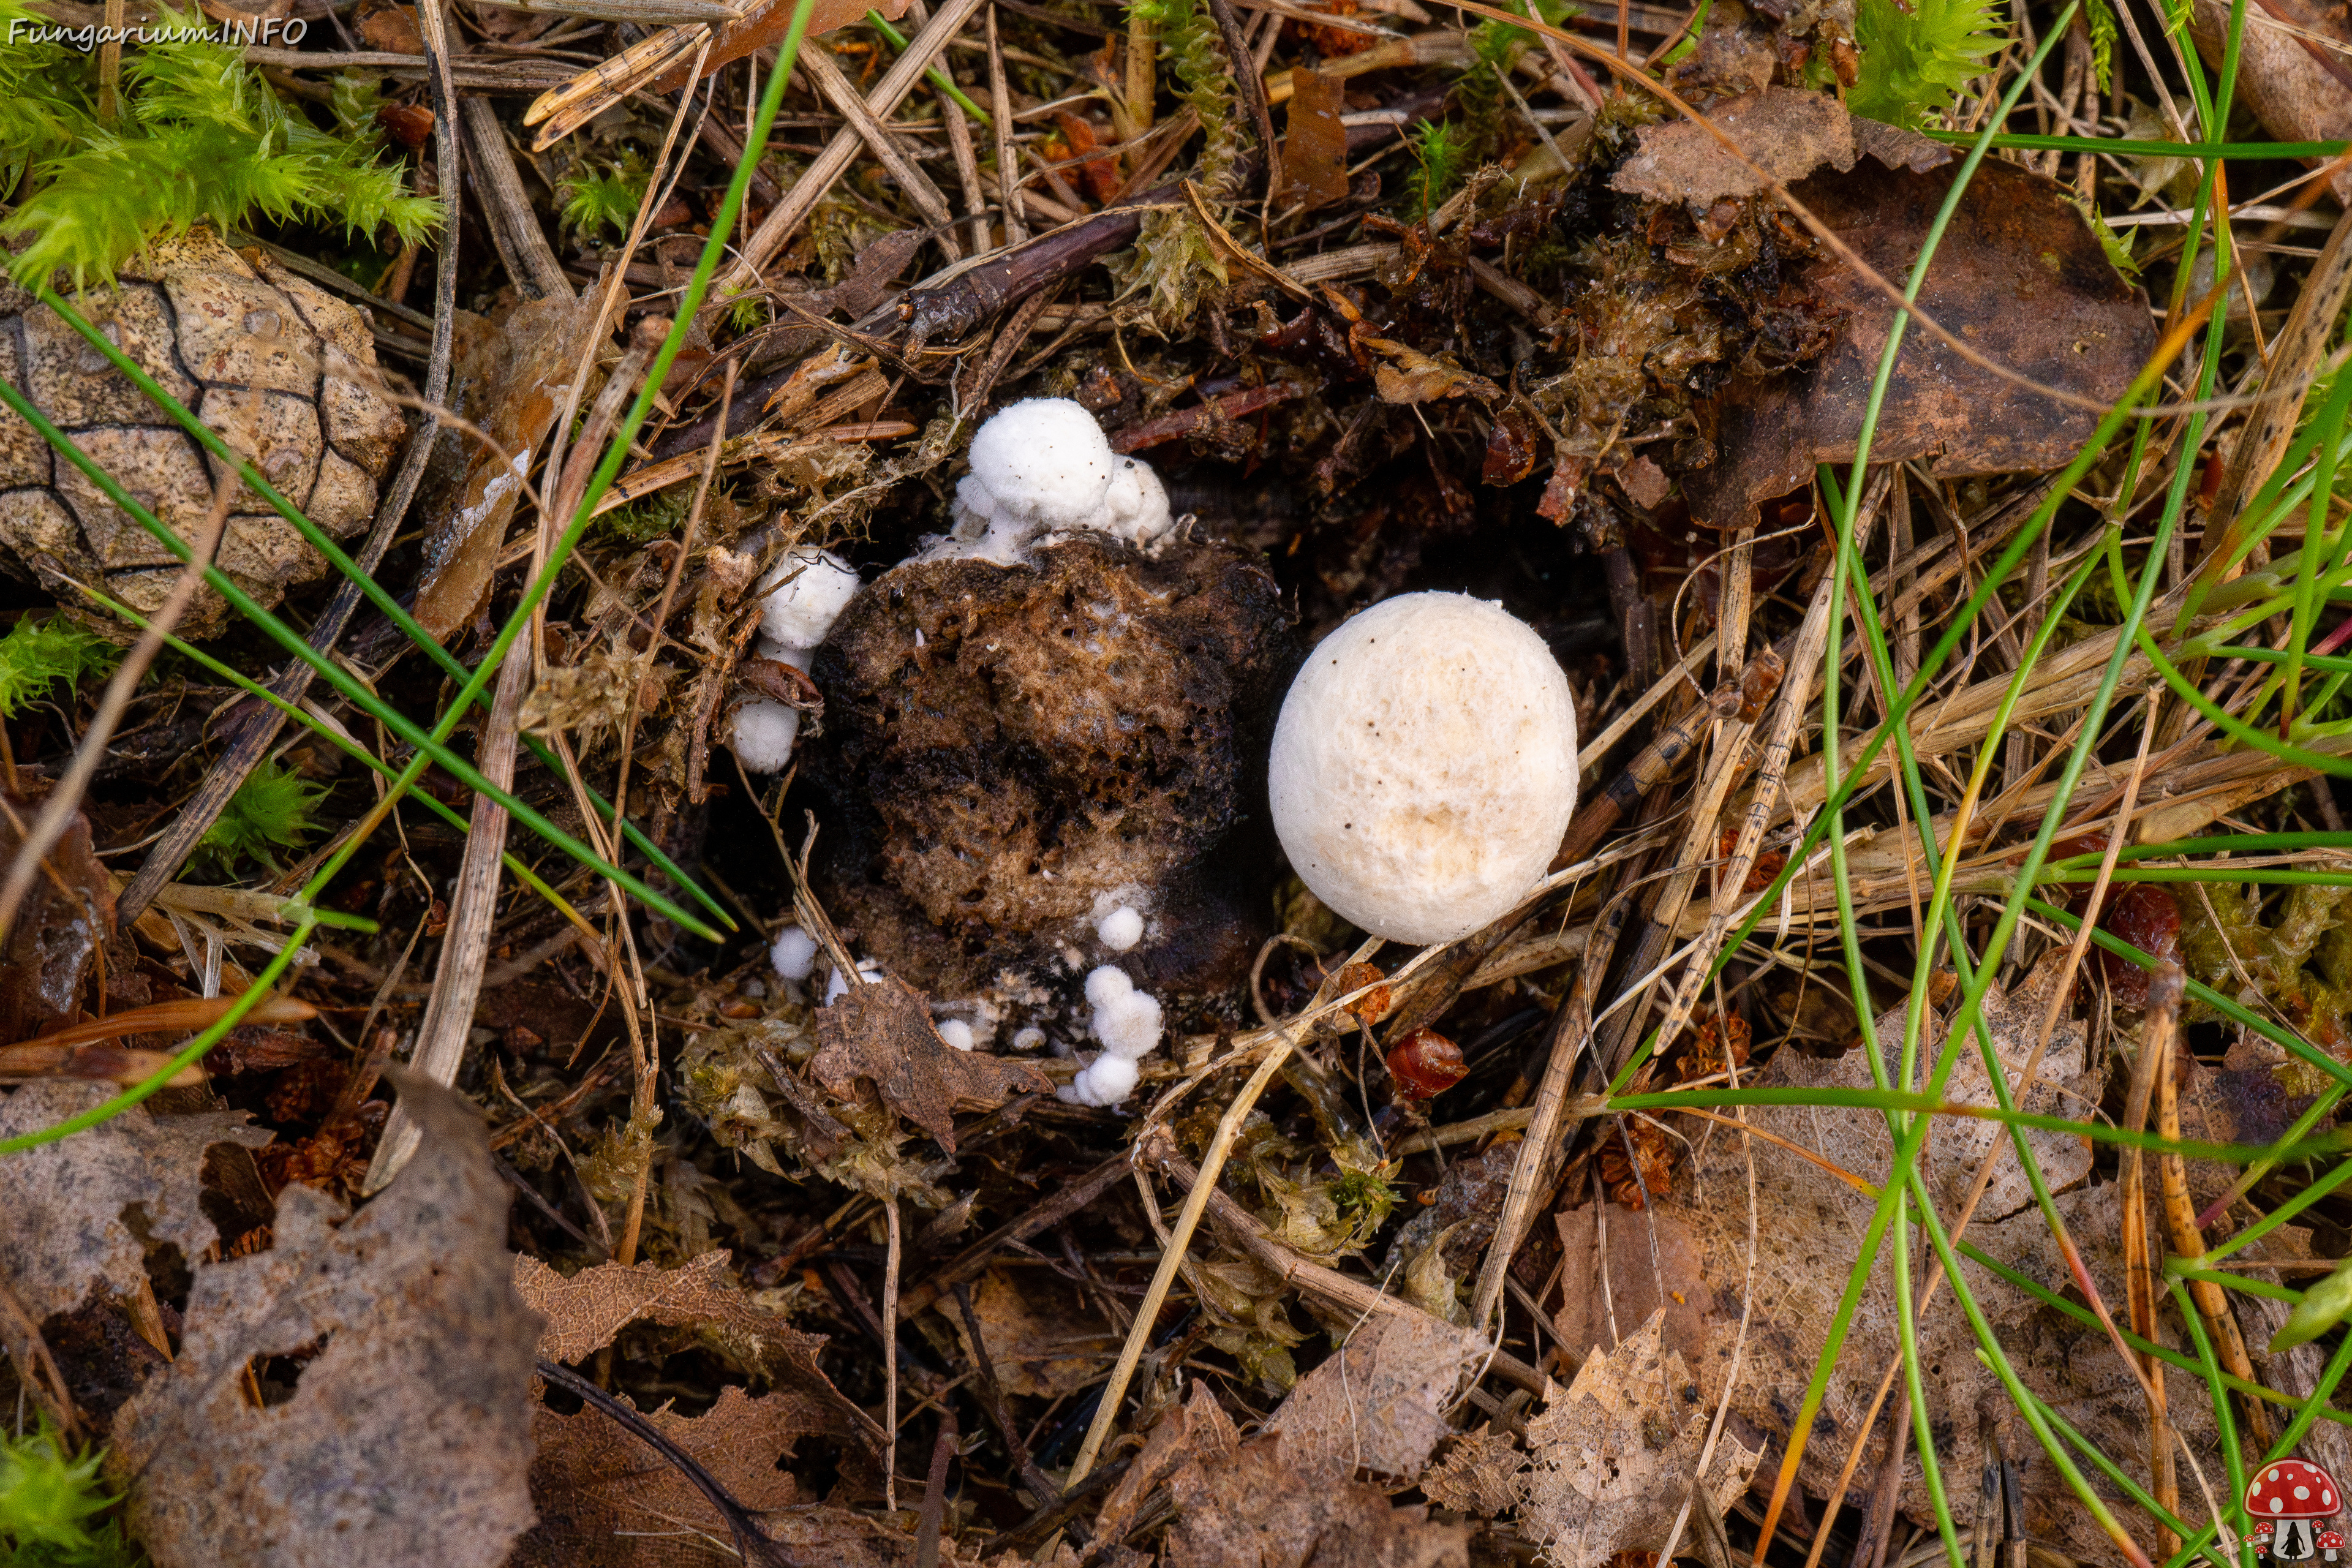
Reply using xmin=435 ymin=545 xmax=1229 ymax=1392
xmin=949 ymin=1267 xmax=1101 ymax=1399
xmin=413 ymin=295 xmax=601 ymax=639
xmin=513 ymin=1385 xmax=813 ymax=1568
xmin=1365 ymin=337 xmax=1502 ymax=406
xmin=108 ymin=1072 xmax=538 ymax=1568
xmin=1282 ymin=67 xmax=1352 ymax=209
xmin=1422 ymin=1425 xmax=1529 ymax=1518
xmin=1683 ymin=149 xmax=2155 ymax=530
xmin=1610 ymin=86 xmax=1856 ymax=207
xmin=0 ymin=802 xmax=111 ymax=1041
xmin=1551 ymin=1202 xmax=1712 ymax=1365
xmin=811 ymin=976 xmax=1051 ymax=1153
xmin=1158 ymin=1383 xmax=1472 ymax=1568
xmin=517 ymin=1248 xmax=789 ymax=1363
xmin=0 ymin=1082 xmax=268 ymax=1379
xmin=1649 ymin=959 xmax=2225 ymax=1561
xmin=2192 ymin=0 xmax=2352 ymax=202
xmin=1265 ymin=1312 xmax=1489 ymax=1480
xmin=514 ymin=1249 xmax=874 ymax=1442
xmin=1520 ymin=1309 xmax=1760 ymax=1568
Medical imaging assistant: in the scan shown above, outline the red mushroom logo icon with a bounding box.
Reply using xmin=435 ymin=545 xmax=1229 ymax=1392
xmin=2320 ymin=1528 xmax=2343 ymax=1562
xmin=2247 ymin=1459 xmax=2342 ymax=1561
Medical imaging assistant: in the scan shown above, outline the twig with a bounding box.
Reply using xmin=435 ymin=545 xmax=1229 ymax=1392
xmin=717 ymin=0 xmax=989 ymax=293
xmin=1148 ymin=1140 xmax=1551 ymax=1393
xmin=1065 ymin=972 xmax=1346 ymax=1485
xmin=898 ymin=1152 xmax=1134 ymax=1316
xmin=462 ymin=96 xmax=575 ymax=300
xmin=987 ymin=4 xmax=1026 ymax=247
xmin=360 ymin=600 xmax=535 ymax=1195
xmin=535 ymin=1360 xmax=805 ymax=1567
xmin=2154 ymin=962 xmax=2272 ymax=1449
xmin=799 ymin=43 xmax=960 ymax=242
xmin=2123 ymin=960 xmax=2182 ymax=1556
xmin=884 ymin=1196 xmax=903 ymax=1512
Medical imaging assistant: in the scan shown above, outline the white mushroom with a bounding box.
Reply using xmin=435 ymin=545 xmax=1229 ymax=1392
xmin=1056 ymin=965 xmax=1164 ymax=1108
xmin=1095 ymin=905 xmax=1144 ymax=952
xmin=937 ymin=1019 xmax=976 ymax=1051
xmin=728 ymin=701 xmax=802 ymax=774
xmin=1084 ymin=965 xmax=1162 ymax=1059
xmin=756 ymin=547 xmax=861 ymax=649
xmin=732 ymin=549 xmax=859 ymax=775
xmin=770 ymin=924 xmax=820 ymax=981
xmin=1267 ymin=592 xmax=1579 ymax=944
xmin=936 ymin=399 xmax=1173 ymax=562
xmin=1059 ymin=1051 xmax=1139 ymax=1107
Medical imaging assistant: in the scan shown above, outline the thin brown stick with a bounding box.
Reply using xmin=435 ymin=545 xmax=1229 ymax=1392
xmin=799 ymin=43 xmax=960 ymax=239
xmin=2155 ymin=962 xmax=2272 ymax=1449
xmin=462 ymin=96 xmax=575 ymax=301
xmin=361 ymin=614 xmax=535 ymax=1194
xmin=717 ymin=0 xmax=989 ymax=294
xmin=1148 ymin=1141 xmax=1550 ymax=1393
xmin=988 ymin=5 xmax=1027 ymax=247
xmin=2124 ymin=963 xmax=2183 ymax=1558
xmin=884 ymin=1196 xmax=903 ymax=1513
xmin=1063 ymin=1014 xmax=1310 ymax=1485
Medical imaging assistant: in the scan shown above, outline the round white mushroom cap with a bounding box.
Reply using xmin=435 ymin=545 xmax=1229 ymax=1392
xmin=937 ymin=1019 xmax=976 ymax=1051
xmin=1268 ymin=592 xmax=1578 ymax=944
xmin=1058 ymin=1051 xmax=1140 ymax=1107
xmin=728 ymin=701 xmax=801 ymax=774
xmin=1085 ymin=965 xmax=1163 ymax=1060
xmin=771 ymin=924 xmax=820 ymax=981
xmin=967 ymin=398 xmax=1117 ymax=527
xmin=1095 ymin=905 xmax=1144 ymax=951
xmin=756 ymin=548 xmax=861 ymax=650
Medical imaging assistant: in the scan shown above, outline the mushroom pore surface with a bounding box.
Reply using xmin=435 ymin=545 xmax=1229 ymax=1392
xmin=1268 ymin=592 xmax=1577 ymax=944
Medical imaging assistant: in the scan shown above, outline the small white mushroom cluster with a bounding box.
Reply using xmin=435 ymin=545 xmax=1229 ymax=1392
xmin=935 ymin=399 xmax=1173 ymax=564
xmin=730 ymin=546 xmax=862 ymax=773
xmin=1268 ymin=592 xmax=1580 ymax=945
xmin=1057 ymin=965 xmax=1163 ymax=1108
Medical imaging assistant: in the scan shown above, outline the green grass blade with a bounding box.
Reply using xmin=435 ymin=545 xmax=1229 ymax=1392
xmin=0 ymin=372 xmax=718 ymax=939
xmin=31 ymin=288 xmax=734 ymax=935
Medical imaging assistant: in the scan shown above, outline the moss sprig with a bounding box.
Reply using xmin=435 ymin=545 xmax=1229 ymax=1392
xmin=0 ymin=1 xmax=441 ymax=289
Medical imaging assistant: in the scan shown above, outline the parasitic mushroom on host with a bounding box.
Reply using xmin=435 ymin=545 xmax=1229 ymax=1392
xmin=2247 ymin=1459 xmax=2342 ymax=1561
xmin=1267 ymin=592 xmax=1580 ymax=945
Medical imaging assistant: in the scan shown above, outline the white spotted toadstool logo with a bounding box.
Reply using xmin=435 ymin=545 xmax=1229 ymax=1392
xmin=2247 ymin=1458 xmax=2343 ymax=1561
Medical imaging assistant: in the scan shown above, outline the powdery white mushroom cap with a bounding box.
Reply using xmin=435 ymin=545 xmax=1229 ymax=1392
xmin=1095 ymin=905 xmax=1144 ymax=951
xmin=937 ymin=1019 xmax=976 ymax=1051
xmin=1085 ymin=965 xmax=1163 ymax=1060
xmin=729 ymin=700 xmax=801 ymax=774
xmin=1268 ymin=592 xmax=1578 ymax=944
xmin=1099 ymin=456 xmax=1173 ymax=547
xmin=756 ymin=548 xmax=861 ymax=649
xmin=967 ymin=398 xmax=1117 ymax=527
xmin=1058 ymin=1051 xmax=1140 ymax=1107
xmin=771 ymin=924 xmax=820 ymax=981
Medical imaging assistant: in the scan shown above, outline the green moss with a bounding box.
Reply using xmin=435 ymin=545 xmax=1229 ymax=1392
xmin=558 ymin=150 xmax=649 ymax=241
xmin=0 ymin=615 xmax=119 ymax=718
xmin=0 ymin=1421 xmax=140 ymax=1567
xmin=0 ymin=3 xmax=440 ymax=289
xmin=190 ymin=756 xmax=327 ymax=877
xmin=1847 ymin=0 xmax=2003 ymax=130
